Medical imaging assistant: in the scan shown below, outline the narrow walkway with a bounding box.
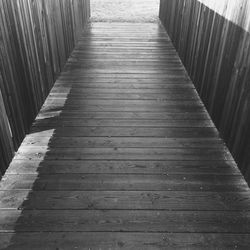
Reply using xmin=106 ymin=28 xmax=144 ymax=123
xmin=1 ymin=23 xmax=250 ymax=249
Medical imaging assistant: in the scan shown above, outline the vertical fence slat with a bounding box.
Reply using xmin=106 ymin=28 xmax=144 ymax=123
xmin=0 ymin=75 xmax=14 ymax=174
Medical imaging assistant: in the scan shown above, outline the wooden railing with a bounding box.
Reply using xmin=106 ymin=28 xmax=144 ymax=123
xmin=0 ymin=0 xmax=90 ymax=174
xmin=160 ymin=0 xmax=250 ymax=185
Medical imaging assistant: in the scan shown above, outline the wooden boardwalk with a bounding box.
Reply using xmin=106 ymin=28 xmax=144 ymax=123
xmin=1 ymin=22 xmax=250 ymax=249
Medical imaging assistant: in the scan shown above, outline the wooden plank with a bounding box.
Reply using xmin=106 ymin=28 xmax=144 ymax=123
xmin=32 ymin=119 xmax=213 ymax=128
xmin=50 ymin=88 xmax=197 ymax=95
xmin=40 ymin=104 xmax=205 ymax=112
xmin=81 ymin=34 xmax=170 ymax=38
xmin=60 ymin=69 xmax=187 ymax=74
xmin=28 ymin=127 xmax=218 ymax=138
xmin=14 ymin=147 xmax=232 ymax=161
xmin=52 ymin=82 xmax=194 ymax=89
xmin=1 ymin=190 xmax=250 ymax=211
xmin=42 ymin=99 xmax=202 ymax=106
xmin=0 ymin=173 xmax=246 ymax=192
xmin=7 ymin=160 xmax=240 ymax=175
xmin=22 ymin=137 xmax=223 ymax=148
xmin=0 ymin=210 xmax=250 ymax=233
xmin=68 ymin=54 xmax=180 ymax=60
xmin=78 ymin=37 xmax=171 ymax=41
xmin=37 ymin=111 xmax=210 ymax=120
xmin=74 ymin=44 xmax=176 ymax=49
xmin=58 ymin=73 xmax=189 ymax=79
xmin=68 ymin=58 xmax=182 ymax=63
xmin=55 ymin=77 xmax=191 ymax=83
xmin=0 ymin=232 xmax=249 ymax=249
xmin=47 ymin=92 xmax=200 ymax=100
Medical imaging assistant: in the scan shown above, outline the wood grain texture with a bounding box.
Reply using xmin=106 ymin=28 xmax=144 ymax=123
xmin=0 ymin=0 xmax=90 ymax=174
xmin=1 ymin=173 xmax=246 ymax=192
xmin=0 ymin=232 xmax=250 ymax=249
xmin=159 ymin=0 xmax=250 ymax=186
xmin=1 ymin=22 xmax=250 ymax=249
xmin=7 ymin=160 xmax=240 ymax=175
xmin=0 ymin=88 xmax=13 ymax=174
xmin=1 ymin=190 xmax=250 ymax=211
xmin=1 ymin=210 xmax=250 ymax=233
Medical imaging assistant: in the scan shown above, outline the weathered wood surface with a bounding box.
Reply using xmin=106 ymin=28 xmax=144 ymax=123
xmin=160 ymin=0 xmax=250 ymax=186
xmin=0 ymin=88 xmax=13 ymax=176
xmin=0 ymin=0 xmax=90 ymax=174
xmin=1 ymin=22 xmax=250 ymax=249
xmin=1 ymin=233 xmax=250 ymax=250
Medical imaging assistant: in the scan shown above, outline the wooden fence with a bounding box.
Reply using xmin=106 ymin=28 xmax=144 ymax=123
xmin=160 ymin=0 xmax=250 ymax=185
xmin=0 ymin=0 xmax=90 ymax=174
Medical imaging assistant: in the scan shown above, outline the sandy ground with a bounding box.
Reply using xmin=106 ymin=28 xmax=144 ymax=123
xmin=90 ymin=0 xmax=160 ymax=23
